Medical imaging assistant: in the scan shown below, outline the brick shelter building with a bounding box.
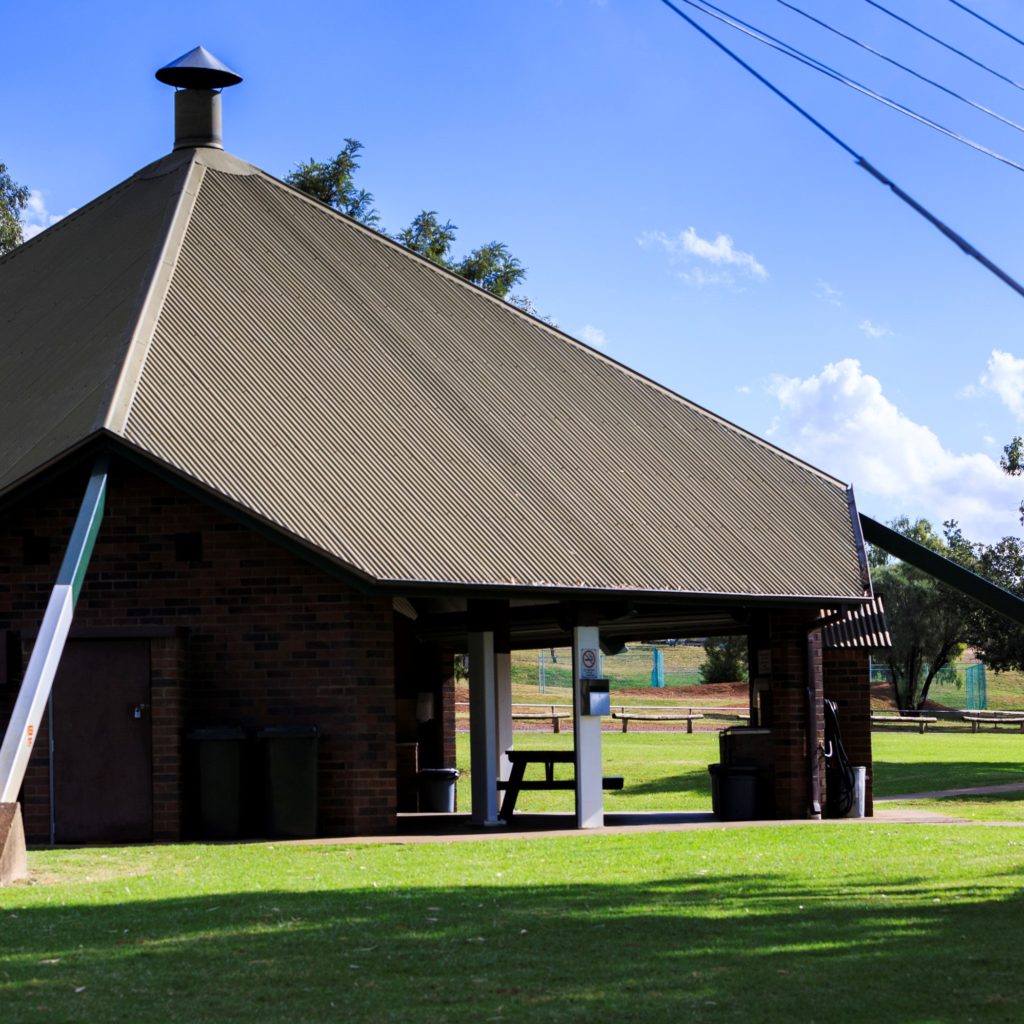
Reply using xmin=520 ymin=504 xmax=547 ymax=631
xmin=1 ymin=51 xmax=884 ymax=844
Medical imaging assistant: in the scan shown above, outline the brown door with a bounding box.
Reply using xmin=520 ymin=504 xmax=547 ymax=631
xmin=51 ymin=639 xmax=153 ymax=843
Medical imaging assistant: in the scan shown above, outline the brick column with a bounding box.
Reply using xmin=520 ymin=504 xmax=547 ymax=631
xmin=823 ymin=648 xmax=874 ymax=815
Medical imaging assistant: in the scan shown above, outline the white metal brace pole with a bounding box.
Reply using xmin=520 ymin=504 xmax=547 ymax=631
xmin=0 ymin=458 xmax=108 ymax=803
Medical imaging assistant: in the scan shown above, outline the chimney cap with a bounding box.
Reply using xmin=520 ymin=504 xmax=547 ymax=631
xmin=156 ymin=46 xmax=242 ymax=90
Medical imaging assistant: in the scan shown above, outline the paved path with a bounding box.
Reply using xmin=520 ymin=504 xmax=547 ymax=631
xmin=876 ymin=781 xmax=1024 ymax=802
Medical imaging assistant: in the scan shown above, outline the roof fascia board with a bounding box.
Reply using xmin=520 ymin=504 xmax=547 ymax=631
xmin=860 ymin=513 xmax=1024 ymax=625
xmin=102 ymin=156 xmax=208 ymax=435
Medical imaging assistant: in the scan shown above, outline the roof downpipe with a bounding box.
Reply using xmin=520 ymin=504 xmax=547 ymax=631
xmin=155 ymin=45 xmax=243 ymax=151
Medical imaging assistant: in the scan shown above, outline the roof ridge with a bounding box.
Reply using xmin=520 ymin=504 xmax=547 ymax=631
xmin=238 ymin=164 xmax=849 ymax=491
xmin=103 ymin=154 xmax=208 ymax=434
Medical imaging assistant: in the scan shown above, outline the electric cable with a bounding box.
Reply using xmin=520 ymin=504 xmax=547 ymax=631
xmin=947 ymin=0 xmax=1024 ymax=51
xmin=776 ymin=0 xmax=1024 ymax=135
xmin=656 ymin=0 xmax=1024 ymax=302
xmin=864 ymin=0 xmax=1024 ymax=91
xmin=672 ymin=0 xmax=1024 ymax=173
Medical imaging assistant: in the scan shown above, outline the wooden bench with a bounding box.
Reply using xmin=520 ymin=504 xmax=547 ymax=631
xmin=871 ymin=714 xmax=937 ymax=734
xmin=511 ymin=712 xmax=571 ymax=733
xmin=612 ymin=712 xmax=704 ymax=734
xmin=497 ymin=749 xmax=624 ymax=819
xmin=961 ymin=714 xmax=1024 ymax=733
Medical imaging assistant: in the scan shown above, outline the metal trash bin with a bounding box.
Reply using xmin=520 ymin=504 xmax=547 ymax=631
xmin=417 ymin=768 xmax=460 ymax=812
xmin=186 ymin=727 xmax=246 ymax=839
xmin=256 ymin=726 xmax=319 ymax=838
xmin=708 ymin=763 xmax=759 ymax=822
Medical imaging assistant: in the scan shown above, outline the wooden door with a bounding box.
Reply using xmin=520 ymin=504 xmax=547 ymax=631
xmin=51 ymin=639 xmax=153 ymax=843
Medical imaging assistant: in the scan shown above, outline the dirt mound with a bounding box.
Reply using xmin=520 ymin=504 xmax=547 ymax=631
xmin=615 ymin=681 xmax=748 ymax=704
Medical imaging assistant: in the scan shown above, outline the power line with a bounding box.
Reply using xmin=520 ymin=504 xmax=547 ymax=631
xmin=776 ymin=0 xmax=1024 ymax=136
xmin=947 ymin=0 xmax=1024 ymax=50
xmin=863 ymin=0 xmax=1024 ymax=91
xmin=655 ymin=0 xmax=1024 ymax=302
xmin=676 ymin=0 xmax=1024 ymax=174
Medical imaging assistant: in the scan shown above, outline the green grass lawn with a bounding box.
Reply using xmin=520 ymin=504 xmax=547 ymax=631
xmin=5 ymin=730 xmax=1024 ymax=1021
xmin=4 ymin=827 xmax=1024 ymax=1022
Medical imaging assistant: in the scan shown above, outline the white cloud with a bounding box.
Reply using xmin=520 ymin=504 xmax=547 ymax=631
xmin=736 ymin=384 xmax=752 ymax=394
xmin=980 ymin=349 xmax=1024 ymax=420
xmin=21 ymin=189 xmax=74 ymax=241
xmin=815 ymin=280 xmax=842 ymax=306
xmin=579 ymin=324 xmax=607 ymax=348
xmin=767 ymin=358 xmax=1021 ymax=542
xmin=858 ymin=319 xmax=893 ymax=339
xmin=638 ymin=226 xmax=767 ymax=285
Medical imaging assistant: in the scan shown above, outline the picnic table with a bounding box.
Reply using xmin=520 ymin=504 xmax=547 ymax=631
xmin=497 ymin=749 xmax=624 ymax=819
xmin=871 ymin=714 xmax=937 ymax=734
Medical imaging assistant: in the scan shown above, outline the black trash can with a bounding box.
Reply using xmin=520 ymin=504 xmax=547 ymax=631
xmin=417 ymin=768 xmax=460 ymax=812
xmin=185 ymin=727 xmax=246 ymax=839
xmin=708 ymin=763 xmax=759 ymax=822
xmin=256 ymin=726 xmax=319 ymax=838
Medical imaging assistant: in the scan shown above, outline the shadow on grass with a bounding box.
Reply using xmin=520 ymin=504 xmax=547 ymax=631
xmin=4 ymin=868 xmax=1024 ymax=1023
xmin=872 ymin=760 xmax=1024 ymax=797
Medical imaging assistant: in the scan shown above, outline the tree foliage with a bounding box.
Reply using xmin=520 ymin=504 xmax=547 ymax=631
xmin=285 ymin=139 xmax=380 ymax=227
xmin=869 ymin=517 xmax=971 ymax=711
xmin=1002 ymin=436 xmax=1024 ymax=525
xmin=0 ymin=163 xmax=29 ymax=255
xmin=286 ymin=142 xmax=528 ymax=303
xmin=699 ymin=635 xmax=748 ymax=684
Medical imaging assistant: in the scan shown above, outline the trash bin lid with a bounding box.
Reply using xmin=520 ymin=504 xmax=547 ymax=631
xmin=185 ymin=726 xmax=246 ymax=741
xmin=256 ymin=725 xmax=319 ymax=739
xmin=418 ymin=768 xmax=460 ymax=779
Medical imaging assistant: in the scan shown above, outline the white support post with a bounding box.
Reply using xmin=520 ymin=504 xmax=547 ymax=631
xmin=573 ymin=624 xmax=604 ymax=829
xmin=467 ymin=629 xmax=501 ymax=825
xmin=0 ymin=459 xmax=108 ymax=804
xmin=495 ymin=649 xmax=513 ymax=781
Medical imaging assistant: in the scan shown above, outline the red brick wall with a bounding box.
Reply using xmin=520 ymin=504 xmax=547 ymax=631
xmin=749 ymin=608 xmax=823 ymax=819
xmin=823 ymin=648 xmax=874 ymax=815
xmin=0 ymin=460 xmax=396 ymax=840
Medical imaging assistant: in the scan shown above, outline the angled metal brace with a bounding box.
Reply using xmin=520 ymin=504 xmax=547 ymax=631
xmin=0 ymin=458 xmax=108 ymax=803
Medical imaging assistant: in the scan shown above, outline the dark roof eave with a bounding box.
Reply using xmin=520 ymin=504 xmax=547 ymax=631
xmin=861 ymin=514 xmax=1024 ymax=625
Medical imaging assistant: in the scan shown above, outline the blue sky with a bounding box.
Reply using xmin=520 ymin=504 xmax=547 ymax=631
xmin=6 ymin=0 xmax=1024 ymax=542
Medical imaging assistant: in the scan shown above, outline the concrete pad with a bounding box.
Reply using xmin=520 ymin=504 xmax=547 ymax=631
xmin=0 ymin=803 xmax=28 ymax=885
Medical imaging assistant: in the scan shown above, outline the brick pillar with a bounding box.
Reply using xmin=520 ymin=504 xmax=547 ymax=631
xmin=823 ymin=648 xmax=874 ymax=815
xmin=150 ymin=632 xmax=187 ymax=839
xmin=750 ymin=608 xmax=821 ymax=819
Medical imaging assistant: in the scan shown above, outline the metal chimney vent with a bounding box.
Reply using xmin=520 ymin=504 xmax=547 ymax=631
xmin=156 ymin=46 xmax=242 ymax=151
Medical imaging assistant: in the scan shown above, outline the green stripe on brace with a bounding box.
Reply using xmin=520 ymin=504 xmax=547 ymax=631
xmin=58 ymin=457 xmax=108 ymax=604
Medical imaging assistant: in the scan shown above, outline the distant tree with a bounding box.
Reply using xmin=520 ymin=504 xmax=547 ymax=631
xmin=0 ymin=163 xmax=29 ymax=255
xmin=454 ymin=241 xmax=524 ymax=300
xmin=869 ymin=518 xmax=972 ymax=710
xmin=699 ymin=636 xmax=748 ymax=684
xmin=968 ymin=533 xmax=1024 ymax=671
xmin=287 ymin=142 xmax=528 ymax=303
xmin=1001 ymin=436 xmax=1023 ymax=525
xmin=285 ymin=139 xmax=380 ymax=227
xmin=394 ymin=209 xmax=457 ymax=264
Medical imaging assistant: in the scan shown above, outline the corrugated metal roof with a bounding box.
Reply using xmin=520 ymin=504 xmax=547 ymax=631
xmin=822 ymin=596 xmax=891 ymax=649
xmin=0 ymin=146 xmax=869 ymax=599
xmin=0 ymin=157 xmax=192 ymax=492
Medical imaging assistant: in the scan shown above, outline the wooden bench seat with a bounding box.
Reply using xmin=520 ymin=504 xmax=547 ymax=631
xmin=961 ymin=714 xmax=1024 ymax=733
xmin=612 ymin=712 xmax=704 ymax=734
xmin=511 ymin=712 xmax=571 ymax=733
xmin=871 ymin=714 xmax=937 ymax=734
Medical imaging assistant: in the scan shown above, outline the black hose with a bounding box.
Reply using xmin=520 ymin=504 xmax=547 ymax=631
xmin=823 ymin=698 xmax=856 ymax=817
